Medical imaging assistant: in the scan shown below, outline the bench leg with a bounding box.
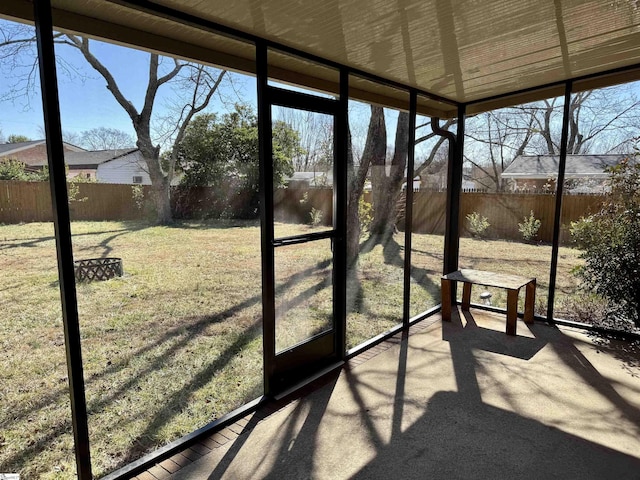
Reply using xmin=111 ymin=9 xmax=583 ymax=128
xmin=462 ymin=282 xmax=472 ymax=311
xmin=441 ymin=279 xmax=452 ymax=322
xmin=506 ymin=289 xmax=518 ymax=336
xmin=524 ymin=279 xmax=536 ymax=324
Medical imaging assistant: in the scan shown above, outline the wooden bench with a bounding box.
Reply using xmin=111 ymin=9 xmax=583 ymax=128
xmin=441 ymin=269 xmax=536 ymax=336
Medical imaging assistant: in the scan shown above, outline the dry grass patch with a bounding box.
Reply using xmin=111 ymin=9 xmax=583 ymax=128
xmin=1 ymin=220 xmax=265 ymax=479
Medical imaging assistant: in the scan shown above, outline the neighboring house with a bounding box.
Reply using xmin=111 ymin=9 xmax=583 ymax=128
xmin=470 ymin=164 xmax=502 ymax=192
xmin=286 ymin=170 xmax=333 ymax=188
xmin=96 ymin=149 xmax=183 ymax=185
xmin=461 ymin=180 xmax=476 ymax=190
xmin=501 ymin=154 xmax=630 ymax=193
xmin=66 ymin=148 xmax=137 ymax=180
xmin=421 ymin=163 xmax=447 ymax=190
xmin=401 ymin=177 xmax=421 ymax=191
xmin=0 ymin=140 xmax=182 ymax=185
xmin=0 ymin=140 xmax=154 ymax=182
xmin=95 ymin=149 xmax=146 ymax=184
xmin=460 ymin=165 xmax=479 ymax=190
xmin=0 ymin=139 xmax=88 ymax=176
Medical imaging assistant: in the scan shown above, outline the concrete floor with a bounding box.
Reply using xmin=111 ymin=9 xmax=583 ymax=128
xmin=163 ymin=310 xmax=640 ymax=479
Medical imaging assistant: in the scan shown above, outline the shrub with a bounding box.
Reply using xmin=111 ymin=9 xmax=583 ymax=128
xmin=131 ymin=184 xmax=145 ymax=210
xmin=570 ymin=156 xmax=640 ymax=328
xmin=557 ymin=291 xmax=638 ymax=332
xmin=0 ymin=158 xmax=36 ymax=180
xmin=358 ymin=196 xmax=373 ymax=237
xmin=299 ymin=192 xmax=325 ymax=227
xmin=309 ymin=207 xmax=323 ymax=226
xmin=66 ymin=174 xmax=95 ymax=203
xmin=466 ymin=211 xmax=490 ymax=238
xmin=518 ymin=210 xmax=541 ymax=242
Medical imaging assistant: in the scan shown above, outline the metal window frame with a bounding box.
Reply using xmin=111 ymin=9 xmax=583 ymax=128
xmin=402 ymin=91 xmax=417 ymax=326
xmin=33 ymin=1 xmax=92 ymax=479
xmin=26 ymin=1 xmax=640 ymax=478
xmin=547 ymin=81 xmax=572 ymax=322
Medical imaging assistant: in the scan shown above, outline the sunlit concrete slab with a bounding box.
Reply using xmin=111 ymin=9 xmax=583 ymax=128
xmin=166 ymin=310 xmax=640 ymax=479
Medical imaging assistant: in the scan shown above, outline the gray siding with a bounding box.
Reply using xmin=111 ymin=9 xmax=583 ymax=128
xmin=96 ymin=151 xmax=150 ymax=185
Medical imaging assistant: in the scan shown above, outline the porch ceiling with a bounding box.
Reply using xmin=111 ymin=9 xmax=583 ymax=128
xmin=2 ymin=1 xmax=640 ymax=115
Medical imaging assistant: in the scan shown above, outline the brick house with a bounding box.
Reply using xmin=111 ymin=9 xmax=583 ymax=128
xmin=0 ymin=140 xmax=144 ymax=181
xmin=0 ymin=139 xmax=92 ymax=178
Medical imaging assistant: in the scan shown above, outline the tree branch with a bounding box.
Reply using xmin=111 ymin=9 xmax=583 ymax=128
xmin=414 ymin=135 xmax=447 ymax=178
xmin=64 ymin=34 xmax=139 ymax=123
xmin=167 ymin=69 xmax=226 ymax=179
xmin=141 ymin=56 xmax=185 ymax=122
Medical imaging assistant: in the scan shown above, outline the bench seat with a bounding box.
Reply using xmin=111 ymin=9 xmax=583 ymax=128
xmin=441 ymin=269 xmax=536 ymax=336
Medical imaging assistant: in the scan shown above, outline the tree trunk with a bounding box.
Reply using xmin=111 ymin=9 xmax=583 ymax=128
xmin=346 ymin=126 xmax=367 ymax=270
xmin=138 ymin=141 xmax=172 ymax=224
xmin=346 ymin=188 xmax=362 ymax=269
xmin=151 ymin=178 xmax=172 ymax=224
xmin=370 ymin=111 xmax=410 ymax=240
xmin=346 ymin=105 xmax=385 ymax=267
xmin=368 ymin=106 xmax=389 ymax=236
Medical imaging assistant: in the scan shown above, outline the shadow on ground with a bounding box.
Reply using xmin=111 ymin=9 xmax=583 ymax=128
xmin=352 ymin=390 xmax=640 ymax=479
xmin=171 ymin=309 xmax=640 ymax=480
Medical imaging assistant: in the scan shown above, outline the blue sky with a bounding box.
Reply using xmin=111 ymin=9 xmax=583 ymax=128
xmin=0 ymin=17 xmax=428 ymax=163
xmin=0 ymin=18 xmax=256 ymax=146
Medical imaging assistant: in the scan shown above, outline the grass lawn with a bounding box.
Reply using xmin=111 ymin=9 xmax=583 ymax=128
xmin=1 ymin=220 xmax=587 ymax=478
xmin=457 ymin=237 xmax=579 ymax=316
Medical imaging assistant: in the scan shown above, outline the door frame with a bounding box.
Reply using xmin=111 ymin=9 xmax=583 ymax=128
xmin=258 ymin=45 xmax=348 ymax=396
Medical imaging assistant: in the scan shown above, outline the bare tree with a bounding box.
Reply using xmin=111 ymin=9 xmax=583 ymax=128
xmin=464 ymin=85 xmax=640 ymax=192
xmin=0 ymin=21 xmax=228 ymax=223
xmin=273 ymin=107 xmax=333 ymax=173
xmin=346 ymin=108 xmax=376 ymax=267
xmin=79 ymin=127 xmax=135 ymax=150
xmin=369 ymin=108 xmax=410 ymax=238
xmin=36 ymin=125 xmax=80 ymax=146
xmin=465 ymin=109 xmax=535 ymax=191
xmin=61 ymin=130 xmax=80 ymax=146
xmin=534 ymin=87 xmax=640 ymax=155
xmin=346 ymin=106 xmax=455 ymax=265
xmin=413 ymin=117 xmax=455 ymax=182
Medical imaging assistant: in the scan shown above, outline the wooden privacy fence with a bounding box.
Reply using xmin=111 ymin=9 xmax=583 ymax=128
xmin=0 ymin=181 xmax=151 ymax=223
xmin=0 ymin=181 xmax=53 ymax=223
xmin=274 ymin=188 xmax=334 ymax=226
xmin=0 ymin=181 xmax=606 ymax=243
xmin=410 ymin=191 xmax=605 ymax=243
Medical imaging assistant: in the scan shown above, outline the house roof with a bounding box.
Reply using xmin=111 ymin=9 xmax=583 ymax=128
xmin=501 ymin=154 xmax=631 ymax=180
xmin=65 ymin=148 xmax=138 ymax=167
xmin=287 ymin=171 xmax=333 ymax=187
xmin=2 ymin=1 xmax=640 ymax=117
xmin=0 ymin=140 xmax=137 ymax=168
xmin=0 ymin=139 xmax=45 ymax=156
xmin=0 ymin=139 xmax=87 ymax=165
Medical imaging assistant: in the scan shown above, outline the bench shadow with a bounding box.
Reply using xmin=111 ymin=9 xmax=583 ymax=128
xmin=445 ymin=310 xmax=547 ymax=360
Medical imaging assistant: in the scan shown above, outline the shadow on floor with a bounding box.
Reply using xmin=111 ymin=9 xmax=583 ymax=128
xmin=167 ymin=310 xmax=640 ymax=480
xmin=352 ymin=389 xmax=640 ymax=479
